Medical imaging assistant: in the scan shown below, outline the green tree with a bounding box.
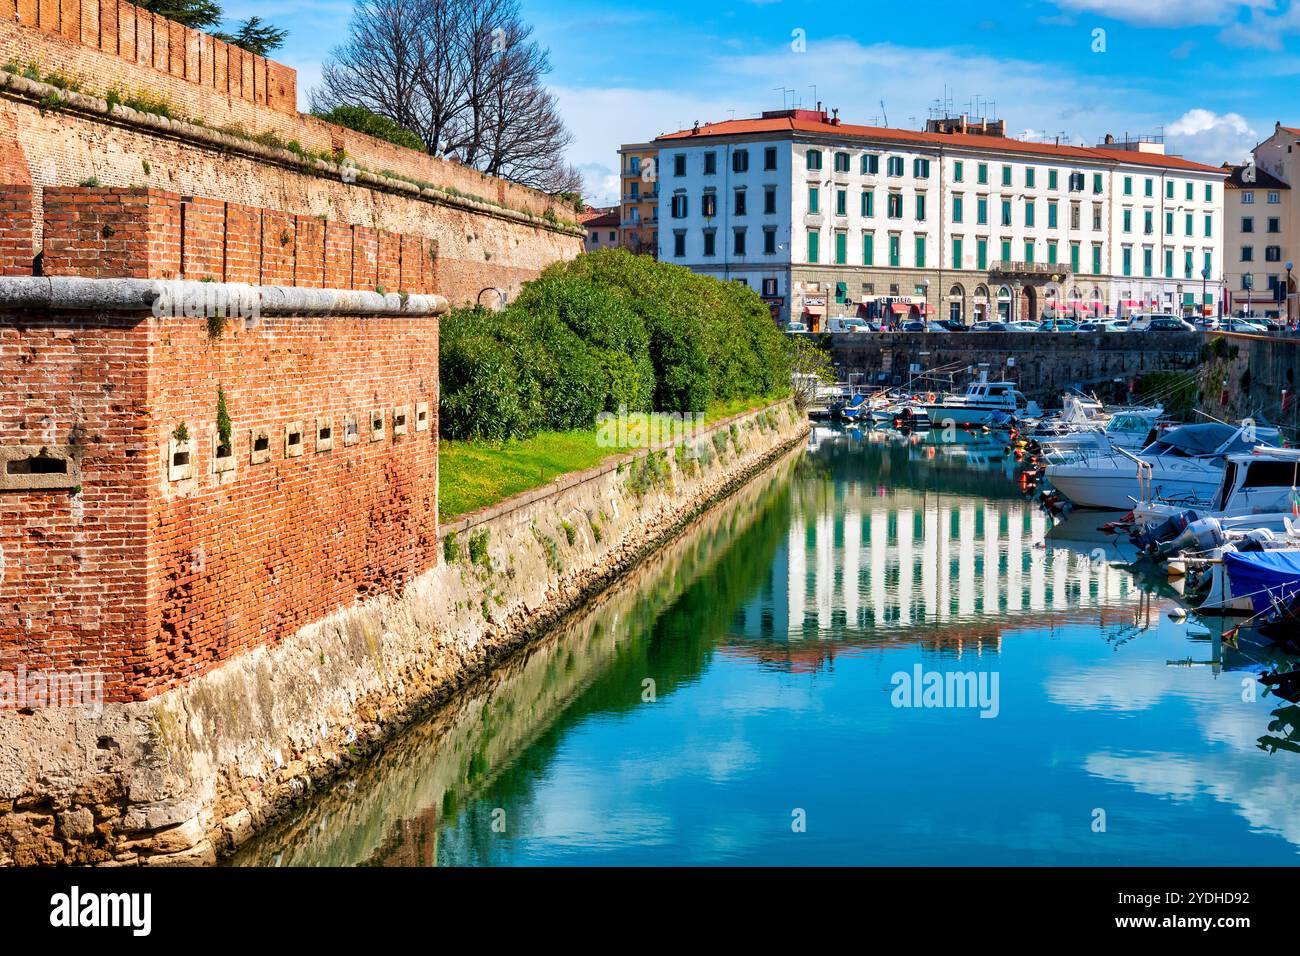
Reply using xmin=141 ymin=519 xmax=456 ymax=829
xmin=311 ymin=105 xmax=425 ymax=152
xmin=213 ymin=16 xmax=288 ymax=56
xmin=135 ymin=0 xmax=222 ymax=29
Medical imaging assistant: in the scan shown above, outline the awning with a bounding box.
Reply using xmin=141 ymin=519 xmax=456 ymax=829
xmin=891 ymin=303 xmax=912 ymax=315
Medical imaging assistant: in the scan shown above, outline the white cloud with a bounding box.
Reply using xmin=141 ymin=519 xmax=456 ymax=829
xmin=1052 ymin=0 xmax=1271 ymax=27
xmin=1219 ymin=1 xmax=1300 ymax=49
xmin=1166 ymin=108 xmax=1258 ymax=164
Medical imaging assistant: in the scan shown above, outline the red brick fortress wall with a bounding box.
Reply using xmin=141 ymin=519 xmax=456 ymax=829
xmin=39 ymin=186 xmax=439 ymax=293
xmin=0 ymin=298 xmax=440 ymax=704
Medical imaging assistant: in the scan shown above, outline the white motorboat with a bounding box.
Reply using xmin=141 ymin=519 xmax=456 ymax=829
xmin=1036 ymin=406 xmax=1164 ymax=457
xmin=923 ymin=380 xmax=1042 ymax=428
xmin=1130 ymin=448 xmax=1300 ymax=530
xmin=1045 ymin=421 xmax=1280 ymax=510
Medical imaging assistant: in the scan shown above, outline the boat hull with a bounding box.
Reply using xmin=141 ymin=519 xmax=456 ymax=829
xmin=1045 ymin=467 xmax=1221 ymax=510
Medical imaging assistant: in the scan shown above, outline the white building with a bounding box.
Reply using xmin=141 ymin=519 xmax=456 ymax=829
xmin=655 ymin=110 xmax=1227 ymax=328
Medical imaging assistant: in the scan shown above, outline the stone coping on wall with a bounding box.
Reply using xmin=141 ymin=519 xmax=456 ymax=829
xmin=0 ymin=70 xmax=585 ymax=238
xmin=0 ymin=276 xmax=450 ymax=314
xmin=439 ymin=399 xmax=794 ymax=538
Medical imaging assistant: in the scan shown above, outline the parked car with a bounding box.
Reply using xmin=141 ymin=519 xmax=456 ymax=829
xmin=1076 ymin=321 xmax=1106 ymax=332
xmin=936 ymin=319 xmax=968 ymax=332
xmin=785 ymin=321 xmax=809 ymax=333
xmin=1038 ymin=318 xmax=1080 ymax=331
xmin=1220 ymin=318 xmax=1269 ymax=334
xmin=1103 ymin=320 xmax=1132 ymax=332
xmin=924 ymin=321 xmax=951 ymax=332
xmin=898 ymin=320 xmax=927 ymax=332
xmin=1006 ymin=321 xmax=1040 ymax=332
xmin=1143 ymin=316 xmax=1197 ymax=332
xmin=969 ymin=321 xmax=1011 ymax=331
xmin=1127 ymin=311 xmax=1183 ymax=331
xmin=827 ymin=316 xmax=872 ymax=333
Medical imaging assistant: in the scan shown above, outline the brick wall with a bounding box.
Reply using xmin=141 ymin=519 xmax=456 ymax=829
xmin=39 ymin=186 xmax=441 ymax=293
xmin=0 ymin=303 xmax=440 ymax=702
xmin=2 ymin=0 xmax=295 ymax=113
xmin=0 ymin=184 xmax=32 ymax=274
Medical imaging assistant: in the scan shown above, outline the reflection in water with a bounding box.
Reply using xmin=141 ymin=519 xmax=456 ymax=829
xmin=233 ymin=427 xmax=1300 ymax=867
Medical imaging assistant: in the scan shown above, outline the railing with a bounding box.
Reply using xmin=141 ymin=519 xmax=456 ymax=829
xmin=990 ymin=261 xmax=1068 ymax=277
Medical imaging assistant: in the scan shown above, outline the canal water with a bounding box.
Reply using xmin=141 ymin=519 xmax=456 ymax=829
xmin=233 ymin=425 xmax=1300 ymax=866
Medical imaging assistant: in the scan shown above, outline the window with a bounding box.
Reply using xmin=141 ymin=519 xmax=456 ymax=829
xmin=763 ymin=227 xmax=776 ymax=254
xmin=1048 ymin=169 xmax=1058 ymax=190
xmin=1047 ymin=201 xmax=1058 ymax=229
xmin=887 ymin=193 xmax=903 ymax=218
xmin=1001 ymin=199 xmax=1012 ymax=227
xmin=863 ymin=231 xmax=874 ymax=266
xmin=673 ymin=232 xmax=685 ymax=257
xmin=1143 ymin=210 xmax=1153 ymax=235
xmin=1269 ymin=217 xmax=1281 ymax=233
xmin=1242 ymin=191 xmax=1255 ymax=204
xmin=673 ymin=154 xmax=686 ymax=177
xmin=762 ymin=278 xmax=778 ymax=296
xmin=1071 ymin=204 xmax=1081 ymax=229
xmin=952 ymin=236 xmax=963 ymax=269
xmin=977 ymin=163 xmax=989 ymax=184
xmin=952 ymin=195 xmax=964 ymax=223
xmin=1185 ymin=250 xmax=1193 ymax=278
xmin=862 ymin=189 xmax=874 ymax=217
xmin=976 ymin=196 xmax=988 ymax=226
xmin=1120 ymin=246 xmax=1133 ymax=276
xmin=1024 ymin=199 xmax=1035 ymax=228
xmin=976 ymin=237 xmax=988 ymax=270
xmin=1122 ymin=208 xmax=1132 ymax=233
xmin=764 ymin=147 xmax=778 ymax=171
xmin=835 ymin=189 xmax=847 ymax=216
xmin=807 ymin=230 xmax=819 ymax=263
xmin=1070 ymin=242 xmax=1080 ymax=273
xmin=1266 ymin=245 xmax=1282 ymax=262
xmin=861 ymin=153 xmax=879 ymax=174
xmin=734 ymin=229 xmax=746 ymax=256
xmin=1144 ymin=177 xmax=1153 ymax=197
xmin=704 ymin=152 xmax=717 ymax=175
xmin=914 ymin=157 xmax=930 ymax=178
xmin=702 ymin=229 xmax=716 ymax=256
xmin=915 ymin=193 xmax=926 ymax=221
xmin=1047 ymin=240 xmax=1057 ymax=265
xmin=1204 ymin=213 xmax=1213 ymax=237
xmin=1092 ymin=244 xmax=1102 ymax=274
xmin=1068 ymin=171 xmax=1084 ymax=192
xmin=1203 ymin=251 xmax=1212 ymax=277
xmin=915 ymin=235 xmax=926 ymax=268
xmin=1123 ymin=176 xmax=1133 ymax=196
xmin=1242 ymin=216 xmax=1254 ymax=233
xmin=1268 ymin=191 xmax=1281 ymax=204
xmin=1186 ymin=182 xmax=1194 ymax=201
xmin=734 ymin=190 xmax=747 ymax=215
xmin=834 ymin=281 xmax=848 ymax=304
xmin=834 ymin=151 xmax=851 ymax=173
xmin=806 ymin=149 xmax=823 ymax=171
xmin=1165 ymin=212 xmax=1173 ymax=233
xmin=953 ymin=160 xmax=964 ymax=182
xmin=807 ymin=187 xmax=819 ymax=214
xmin=1164 ymin=248 xmax=1173 ymax=278
xmin=1093 ymin=204 xmax=1102 ymax=231
xmin=671 ymin=194 xmax=688 ymax=218
xmin=834 ymin=231 xmax=847 ymax=264
xmin=889 ymin=234 xmax=901 ymax=267
xmin=1185 ymin=212 xmax=1193 ymax=235
xmin=1093 ymin=173 xmax=1103 ymax=194
xmin=1166 ymin=180 xmax=1174 ymax=199
xmin=1142 ymin=247 xmax=1153 ymax=277
xmin=1025 ymin=167 xmax=1036 ymax=188
xmin=1000 ymin=239 xmax=1012 ymax=262
xmin=1205 ymin=184 xmax=1213 ymax=202
xmin=764 ymin=185 xmax=777 ymax=215
xmin=701 ymin=192 xmax=717 ymax=218
xmin=1024 ymin=240 xmax=1034 ymax=263
xmin=887 ymin=156 xmax=904 ymax=176
xmin=732 ymin=150 xmax=749 ymax=173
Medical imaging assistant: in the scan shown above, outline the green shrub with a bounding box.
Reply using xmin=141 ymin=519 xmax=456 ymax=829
xmin=314 ymin=105 xmax=426 ymax=152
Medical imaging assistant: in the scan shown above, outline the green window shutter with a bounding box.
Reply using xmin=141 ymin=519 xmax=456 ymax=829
xmin=807 ymin=231 xmax=819 ymax=263
xmin=889 ymin=235 xmax=900 ymax=267
xmin=1070 ymin=243 xmax=1080 ymax=272
xmin=977 ymin=238 xmax=987 ymax=270
xmin=978 ymin=163 xmax=988 ymax=184
xmin=954 ymin=161 xmax=964 ymax=182
xmin=1048 ymin=202 xmax=1057 ymax=228
xmin=1001 ymin=239 xmax=1011 ymax=261
xmin=953 ymin=196 xmax=962 ymax=222
xmin=1093 ymin=245 xmax=1102 ymax=274
xmin=1093 ymin=173 xmax=1103 ymax=194
xmin=1122 ymin=248 xmax=1132 ymax=276
xmin=863 ymin=232 xmax=874 ymax=266
xmin=1025 ymin=200 xmax=1035 ymax=227
xmin=835 ymin=231 xmax=847 ymax=264
xmin=952 ymin=237 xmax=962 ymax=269
xmin=1164 ymin=249 xmax=1173 ymax=278
xmin=1047 ymin=241 xmax=1057 ymax=265
xmin=809 ymin=187 xmax=819 ymax=213
xmin=915 ymin=235 xmax=926 ymax=268
xmin=1024 ymin=240 xmax=1034 ymax=264
xmin=1048 ymin=169 xmax=1058 ymax=189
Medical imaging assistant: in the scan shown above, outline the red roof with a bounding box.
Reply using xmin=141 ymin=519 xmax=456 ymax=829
xmin=584 ymin=211 xmax=620 ymax=228
xmin=656 ymin=116 xmax=1226 ymax=174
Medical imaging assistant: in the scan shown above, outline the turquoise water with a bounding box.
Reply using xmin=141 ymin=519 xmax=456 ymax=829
xmin=234 ymin=426 xmax=1300 ymax=866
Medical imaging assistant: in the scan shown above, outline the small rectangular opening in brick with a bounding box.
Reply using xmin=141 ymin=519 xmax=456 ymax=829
xmin=393 ymin=407 xmax=408 ymax=437
xmin=344 ymin=414 xmax=359 ymax=446
xmin=6 ymin=454 xmax=68 ymax=475
xmin=254 ymin=435 xmax=269 ymax=452
xmin=172 ymin=449 xmax=190 ymax=468
xmin=319 ymin=426 xmax=331 ymax=441
xmin=370 ymin=410 xmax=384 ymax=441
xmin=415 ymin=402 xmax=429 ymax=432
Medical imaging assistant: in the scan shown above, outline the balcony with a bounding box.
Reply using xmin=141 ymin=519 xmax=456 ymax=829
xmin=624 ymin=192 xmax=658 ymax=204
xmin=989 ymin=261 xmax=1070 ymax=279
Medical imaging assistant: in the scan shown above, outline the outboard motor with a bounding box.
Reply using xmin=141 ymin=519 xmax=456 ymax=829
xmin=1131 ymin=509 xmax=1199 ymax=555
xmin=1153 ymin=516 xmax=1225 ymax=560
xmin=1235 ymin=528 xmax=1277 ymax=553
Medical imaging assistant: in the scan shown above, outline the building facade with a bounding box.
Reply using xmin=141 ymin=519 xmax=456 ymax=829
xmin=1223 ymin=123 xmax=1298 ymax=321
xmin=654 ymin=110 xmax=1227 ymax=329
xmin=618 ymin=141 xmax=659 ymax=256
xmin=582 ymin=208 xmax=621 ymax=252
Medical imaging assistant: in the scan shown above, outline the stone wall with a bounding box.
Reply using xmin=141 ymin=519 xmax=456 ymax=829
xmin=1194 ymin=332 xmax=1300 ymax=432
xmin=0 ymin=397 xmax=807 ymax=864
xmin=827 ymin=330 xmax=1203 ymax=402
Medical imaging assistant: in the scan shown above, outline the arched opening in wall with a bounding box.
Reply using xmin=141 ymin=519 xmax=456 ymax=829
xmin=1069 ymin=286 xmax=1084 ymax=319
xmin=948 ymin=283 xmax=965 ymax=325
xmin=1091 ymin=286 xmax=1104 ymax=316
xmin=973 ymin=283 xmax=990 ymax=323
xmin=1024 ymin=285 xmax=1039 ymax=323
xmin=1043 ymin=285 xmax=1059 ymax=319
xmin=997 ymin=285 xmax=1012 ymax=321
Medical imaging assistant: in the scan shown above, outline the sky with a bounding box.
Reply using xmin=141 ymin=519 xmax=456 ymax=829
xmin=219 ymin=0 xmax=1300 ymax=205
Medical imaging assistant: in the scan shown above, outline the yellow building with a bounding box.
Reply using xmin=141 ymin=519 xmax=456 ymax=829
xmin=618 ymin=141 xmax=659 ymax=256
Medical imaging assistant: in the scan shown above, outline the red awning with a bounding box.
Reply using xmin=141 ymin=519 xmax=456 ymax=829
xmin=891 ymin=303 xmax=911 ymax=314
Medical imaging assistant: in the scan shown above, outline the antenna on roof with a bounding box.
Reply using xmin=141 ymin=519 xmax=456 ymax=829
xmin=880 ymin=99 xmax=889 ymax=126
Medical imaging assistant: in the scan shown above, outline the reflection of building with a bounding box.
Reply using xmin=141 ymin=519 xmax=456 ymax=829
xmin=1223 ymin=123 xmax=1299 ymax=321
xmin=652 ymin=110 xmax=1227 ymax=328
xmin=735 ymin=488 xmax=1140 ymax=646
xmin=618 ymin=142 xmax=659 ymax=256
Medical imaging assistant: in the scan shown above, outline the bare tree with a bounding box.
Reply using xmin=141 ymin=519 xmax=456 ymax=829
xmin=314 ymin=0 xmax=580 ymax=196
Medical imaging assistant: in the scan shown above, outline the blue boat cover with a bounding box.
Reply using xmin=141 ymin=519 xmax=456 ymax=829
xmin=1223 ymin=549 xmax=1300 ymax=616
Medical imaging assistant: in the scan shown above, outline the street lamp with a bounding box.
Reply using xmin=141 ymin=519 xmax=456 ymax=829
xmin=1287 ymin=260 xmax=1295 ymax=329
xmin=1012 ymin=279 xmax=1022 ymax=325
xmin=1176 ymin=282 xmax=1184 ymax=318
xmin=922 ymin=278 xmax=930 ymax=322
xmin=1201 ymin=265 xmax=1210 ymax=320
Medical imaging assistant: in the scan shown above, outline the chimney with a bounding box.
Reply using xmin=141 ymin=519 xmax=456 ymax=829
xmin=691 ymin=120 xmax=700 ymax=135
